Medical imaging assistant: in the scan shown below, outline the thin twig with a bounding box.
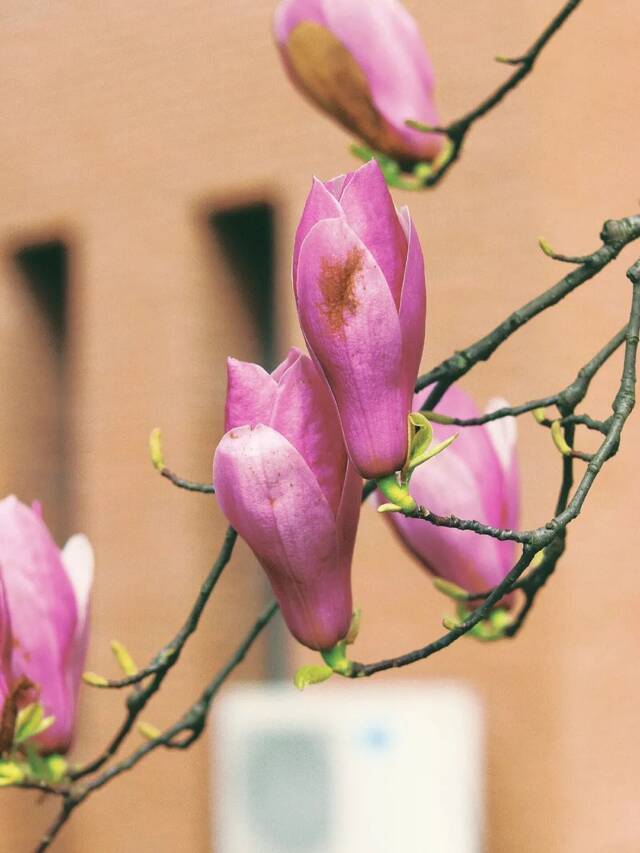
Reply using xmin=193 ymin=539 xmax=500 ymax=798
xmin=417 ymin=217 xmax=640 ymax=410
xmin=70 ymin=527 xmax=237 ymax=779
xmin=35 ymin=602 xmax=278 ymax=852
xmin=427 ymin=325 xmax=627 ymax=429
xmin=402 ymin=0 xmax=584 ymax=188
xmin=424 ymin=394 xmax=559 ymax=427
xmin=160 ymin=468 xmax=215 ymax=494
xmin=351 ymin=259 xmax=640 ymax=675
xmin=28 ymin=222 xmax=640 ymax=844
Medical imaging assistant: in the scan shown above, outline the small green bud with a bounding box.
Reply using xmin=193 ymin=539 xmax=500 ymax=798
xmin=110 ymin=640 xmax=138 ymax=677
xmin=149 ymin=427 xmax=165 ymax=471
xmin=490 ymin=608 xmax=513 ymax=633
xmin=407 ymin=412 xmax=434 ymax=471
xmin=293 ymin=664 xmax=334 ymax=691
xmin=530 ymin=548 xmax=545 ymax=569
xmin=420 ymin=411 xmax=456 ymax=425
xmin=432 ymin=578 xmax=471 ymax=602
xmin=345 ymin=609 xmax=361 ymax=645
xmin=349 ymin=143 xmax=375 ymax=163
xmin=44 ymin=754 xmax=68 ymax=784
xmin=551 ymin=420 xmax=572 ymax=456
xmin=469 ymin=621 xmax=495 ymax=641
xmin=15 ymin=703 xmax=55 ymax=745
xmin=404 ymin=413 xmax=458 ymax=477
xmin=82 ymin=672 xmax=109 ymax=688
xmin=538 ymin=237 xmax=555 ymax=257
xmin=413 ymin=162 xmax=433 ymax=181
xmin=405 ymin=119 xmax=436 ymax=133
xmin=409 ymin=434 xmax=458 ymax=473
xmin=0 ymin=761 xmax=25 ymax=787
xmin=377 ymin=502 xmax=403 ymax=514
xmin=138 ymin=721 xmax=162 ymax=741
xmin=321 ymin=641 xmax=353 ymax=676
xmin=376 ymin=475 xmax=417 ymax=513
xmin=431 ymin=139 xmax=455 ymax=172
xmin=532 ymin=407 xmax=547 ymax=424
xmin=14 ymin=703 xmax=43 ymax=744
xmin=25 ymin=744 xmax=48 ymax=779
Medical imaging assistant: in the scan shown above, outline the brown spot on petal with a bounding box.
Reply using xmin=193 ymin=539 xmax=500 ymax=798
xmin=11 ymin=637 xmax=31 ymax=662
xmin=319 ymin=247 xmax=363 ymax=333
xmin=0 ymin=676 xmax=37 ymax=755
xmin=285 ymin=22 xmax=432 ymax=170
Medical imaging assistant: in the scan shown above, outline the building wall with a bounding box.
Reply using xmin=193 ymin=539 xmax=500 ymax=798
xmin=0 ymin=1 xmax=639 ymax=850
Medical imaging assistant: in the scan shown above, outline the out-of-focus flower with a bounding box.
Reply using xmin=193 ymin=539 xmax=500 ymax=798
xmin=214 ymin=348 xmax=362 ymax=651
xmin=0 ymin=497 xmax=94 ymax=754
xmin=381 ymin=386 xmax=519 ymax=601
xmin=0 ymin=576 xmax=11 ymax=708
xmin=274 ymin=0 xmax=443 ymax=167
xmin=293 ymin=159 xmax=426 ymax=480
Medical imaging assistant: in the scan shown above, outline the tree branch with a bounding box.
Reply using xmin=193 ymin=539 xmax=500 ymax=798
xmin=417 ymin=216 xmax=640 ymax=410
xmin=414 ymin=0 xmax=583 ymax=188
xmin=35 ymin=601 xmax=279 ymax=852
xmin=351 ymin=258 xmax=640 ymax=675
xmin=426 ymin=325 xmax=627 ymax=429
xmin=160 ymin=467 xmax=214 ymax=494
xmin=70 ymin=527 xmax=237 ymax=780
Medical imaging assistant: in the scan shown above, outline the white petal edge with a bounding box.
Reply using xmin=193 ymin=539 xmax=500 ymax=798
xmin=61 ymin=534 xmax=95 ymax=634
xmin=484 ymin=397 xmax=517 ymax=476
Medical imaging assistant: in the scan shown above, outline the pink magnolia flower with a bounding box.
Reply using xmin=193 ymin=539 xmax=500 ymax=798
xmin=214 ymin=347 xmax=362 ymax=651
xmin=0 ymin=576 xmax=11 ymax=708
xmin=274 ymin=0 xmax=443 ymax=167
xmin=293 ymin=159 xmax=426 ymax=480
xmin=0 ymin=497 xmax=94 ymax=754
xmin=382 ymin=386 xmax=519 ymax=601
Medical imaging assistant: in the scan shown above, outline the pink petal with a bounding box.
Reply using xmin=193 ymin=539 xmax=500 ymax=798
xmin=296 ymin=216 xmax=407 ymax=478
xmin=293 ymin=177 xmax=343 ymax=288
xmin=484 ymin=398 xmax=520 ymax=531
xmin=384 ymin=385 xmax=521 ymax=604
xmin=0 ymin=496 xmax=78 ymax=752
xmin=388 ymin=445 xmax=517 ymax=596
xmin=224 ymin=358 xmax=277 ymax=432
xmin=334 ymin=460 xmax=362 ymax=570
xmin=60 ymin=535 xmax=94 ymax=637
xmin=214 ymin=425 xmax=352 ymax=650
xmin=325 ymin=173 xmax=347 ymax=198
xmin=273 ymin=0 xmax=327 ymax=44
xmin=415 ymin=385 xmax=505 ymax=528
xmin=270 ymin=351 xmax=348 ymax=515
xmin=398 ymin=209 xmax=426 ymax=398
xmin=60 ymin=534 xmax=94 ymax=706
xmin=270 ymin=346 xmax=304 ymax=382
xmin=322 ymin=0 xmax=443 ymax=160
xmin=0 ymin=574 xmax=11 ymax=705
xmin=338 ymin=160 xmax=408 ymax=306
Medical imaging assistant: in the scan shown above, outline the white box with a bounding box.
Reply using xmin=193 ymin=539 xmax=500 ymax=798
xmin=212 ymin=681 xmax=483 ymax=853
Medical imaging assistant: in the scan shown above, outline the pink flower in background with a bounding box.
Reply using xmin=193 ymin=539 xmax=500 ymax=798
xmin=0 ymin=575 xmax=11 ymax=709
xmin=274 ymin=0 xmax=443 ymax=167
xmin=214 ymin=348 xmax=362 ymax=651
xmin=381 ymin=386 xmax=520 ymax=601
xmin=0 ymin=497 xmax=94 ymax=754
xmin=293 ymin=159 xmax=426 ymax=479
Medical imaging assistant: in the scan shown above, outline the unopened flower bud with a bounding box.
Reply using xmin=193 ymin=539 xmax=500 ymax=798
xmin=293 ymin=161 xmax=426 ymax=479
xmin=214 ymin=349 xmax=361 ymax=651
xmin=274 ymin=0 xmax=444 ymax=169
